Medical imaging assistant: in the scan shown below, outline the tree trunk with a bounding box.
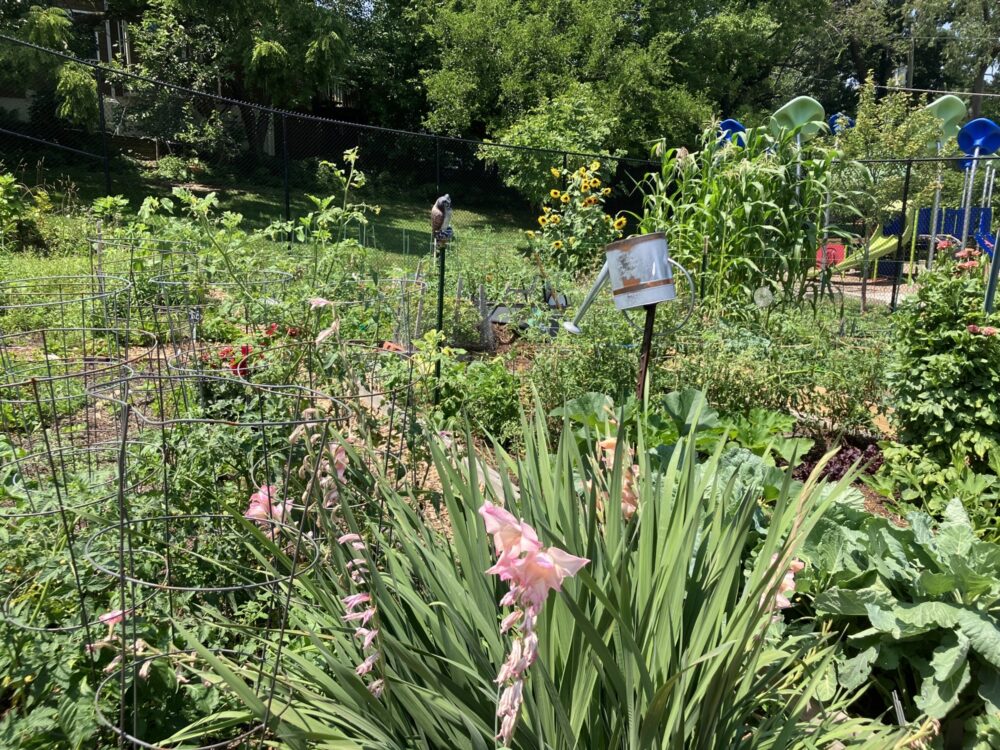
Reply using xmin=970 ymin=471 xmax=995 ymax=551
xmin=970 ymin=61 xmax=989 ymax=119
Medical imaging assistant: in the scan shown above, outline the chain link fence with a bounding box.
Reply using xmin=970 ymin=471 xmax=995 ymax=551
xmin=3 ymin=33 xmax=998 ymax=326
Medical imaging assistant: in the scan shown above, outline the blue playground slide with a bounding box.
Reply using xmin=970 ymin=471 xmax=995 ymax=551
xmin=977 ymin=231 xmax=996 ymax=259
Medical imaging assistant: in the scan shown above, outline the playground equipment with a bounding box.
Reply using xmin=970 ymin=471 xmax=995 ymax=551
xmin=956 ymin=118 xmax=1000 ymax=250
xmin=718 ymin=118 xmax=747 ymax=146
xmin=563 ymin=233 xmax=694 ymax=398
xmin=830 ymin=205 xmax=917 ymax=277
xmin=828 ymin=113 xmax=855 ymax=135
xmin=923 ymin=95 xmax=967 ymax=264
xmin=770 ymin=96 xmax=826 ymax=190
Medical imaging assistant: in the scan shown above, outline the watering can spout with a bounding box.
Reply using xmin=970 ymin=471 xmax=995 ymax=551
xmin=563 ymin=261 xmax=610 ymax=334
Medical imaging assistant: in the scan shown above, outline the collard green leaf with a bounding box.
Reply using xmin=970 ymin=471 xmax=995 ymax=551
xmin=837 ymin=646 xmax=878 ymax=692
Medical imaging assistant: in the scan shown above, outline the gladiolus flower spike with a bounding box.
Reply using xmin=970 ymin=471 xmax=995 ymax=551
xmin=479 ymin=501 xmax=588 ymax=745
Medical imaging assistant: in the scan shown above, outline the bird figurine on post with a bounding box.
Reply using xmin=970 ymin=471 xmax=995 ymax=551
xmin=430 ymin=194 xmax=453 ymax=247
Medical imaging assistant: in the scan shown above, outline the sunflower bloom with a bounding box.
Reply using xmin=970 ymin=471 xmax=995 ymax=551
xmin=538 ymin=216 xmax=548 ymax=227
xmin=550 ymin=189 xmax=561 ymax=199
xmin=549 ymin=215 xmax=561 ymax=225
xmin=551 ymin=240 xmax=564 ymax=250
xmin=602 ymin=187 xmax=611 ymax=196
xmin=560 ymin=193 xmax=570 ymax=204
xmin=590 ymin=178 xmax=601 ymax=189
xmin=580 ymin=183 xmax=590 ymax=194
xmin=590 ymin=160 xmax=601 ymax=171
xmin=525 ymin=230 xmax=535 ymax=239
xmin=613 ymin=217 xmax=627 ymax=231
xmin=550 ymin=167 xmax=561 ymax=179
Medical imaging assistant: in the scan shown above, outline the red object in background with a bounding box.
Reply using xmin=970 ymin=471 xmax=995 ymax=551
xmin=816 ymin=243 xmax=845 ymax=268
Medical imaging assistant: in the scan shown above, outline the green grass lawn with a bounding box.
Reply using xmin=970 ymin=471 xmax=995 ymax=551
xmin=5 ymin=146 xmax=534 ymax=268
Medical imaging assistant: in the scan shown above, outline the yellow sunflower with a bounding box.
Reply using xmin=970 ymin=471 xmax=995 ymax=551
xmin=560 ymin=193 xmax=570 ymax=204
xmin=590 ymin=178 xmax=601 ymax=188
xmin=550 ymin=167 xmax=561 ymax=179
xmin=550 ymin=189 xmax=561 ymax=199
xmin=613 ymin=217 xmax=627 ymax=230
xmin=583 ymin=196 xmax=598 ymax=207
xmin=602 ymin=187 xmax=611 ymax=196
xmin=525 ymin=230 xmax=536 ymax=239
xmin=590 ymin=160 xmax=601 ymax=171
xmin=551 ymin=240 xmax=564 ymax=250
xmin=580 ymin=183 xmax=590 ymax=194
xmin=549 ymin=215 xmax=561 ymax=225
xmin=538 ymin=216 xmax=549 ymax=227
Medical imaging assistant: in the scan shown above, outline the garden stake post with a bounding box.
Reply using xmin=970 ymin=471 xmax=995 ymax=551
xmin=636 ymin=304 xmax=656 ymax=400
xmin=282 ymin=114 xmax=290 ymax=225
xmin=985 ymin=243 xmax=1000 ymax=313
xmin=96 ymin=68 xmax=111 ymax=196
xmin=433 ymin=239 xmax=446 ymax=405
xmin=890 ymin=159 xmax=913 ymax=311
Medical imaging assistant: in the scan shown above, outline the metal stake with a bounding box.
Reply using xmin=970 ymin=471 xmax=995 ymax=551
xmin=959 ymin=148 xmax=981 ymax=249
xmin=636 ymin=304 xmax=656 ymax=401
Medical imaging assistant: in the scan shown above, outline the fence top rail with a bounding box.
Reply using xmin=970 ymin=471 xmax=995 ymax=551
xmin=0 ymin=32 xmax=657 ymax=168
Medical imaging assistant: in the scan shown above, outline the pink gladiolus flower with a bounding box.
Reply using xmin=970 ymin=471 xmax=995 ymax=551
xmin=355 ymin=627 xmax=379 ymax=649
xmin=355 ymin=652 xmax=378 ymax=676
xmin=765 ymin=555 xmax=805 ymax=612
xmin=479 ymin=502 xmax=542 ymax=561
xmin=342 ymin=593 xmax=371 ymax=611
xmin=99 ymin=609 xmax=130 ymax=626
xmin=338 ymin=533 xmax=362 ymax=545
xmin=368 ymin=678 xmax=385 ymax=697
xmin=500 ymin=610 xmax=522 ymax=633
xmin=480 ymin=506 xmax=588 ymax=745
xmin=343 ymin=607 xmax=376 ymax=625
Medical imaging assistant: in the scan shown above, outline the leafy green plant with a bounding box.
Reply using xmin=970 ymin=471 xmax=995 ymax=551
xmin=799 ymin=496 xmax=1000 ymax=747
xmin=476 ymin=82 xmax=620 ymax=205
xmin=882 ymin=253 xmax=1000 ymax=531
xmin=637 ymin=124 xmax=858 ymax=310
xmin=180 ymin=399 xmax=899 ymax=748
xmin=526 ymin=161 xmax=622 ymax=274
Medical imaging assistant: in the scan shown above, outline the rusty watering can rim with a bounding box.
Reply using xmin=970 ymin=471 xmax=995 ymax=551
xmin=604 ymin=231 xmax=666 ymax=255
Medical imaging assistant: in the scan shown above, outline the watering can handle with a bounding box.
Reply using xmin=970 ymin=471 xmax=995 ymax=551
xmin=621 ymin=258 xmax=696 ymax=336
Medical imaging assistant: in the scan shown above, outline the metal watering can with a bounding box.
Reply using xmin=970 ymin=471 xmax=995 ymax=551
xmin=563 ymin=232 xmax=678 ymax=334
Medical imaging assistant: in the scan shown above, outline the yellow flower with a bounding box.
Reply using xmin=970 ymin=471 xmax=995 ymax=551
xmin=543 ymin=206 xmax=552 ymax=214
xmin=577 ymin=166 xmax=587 ymax=176
xmin=568 ymin=236 xmax=576 ymax=246
xmin=590 ymin=178 xmax=601 ymax=188
xmin=590 ymin=160 xmax=601 ymax=171
xmin=551 ymin=240 xmax=564 ymax=250
xmin=613 ymin=217 xmax=627 ymax=230
xmin=550 ymin=167 xmax=561 ymax=178
xmin=538 ymin=216 xmax=549 ymax=226
xmin=560 ymin=193 xmax=570 ymax=204
xmin=550 ymin=189 xmax=561 ymax=199
xmin=525 ymin=230 xmax=535 ymax=238
xmin=583 ymin=196 xmax=598 ymax=207
xmin=602 ymin=187 xmax=611 ymax=196
xmin=549 ymin=215 xmax=561 ymax=225
xmin=580 ymin=183 xmax=590 ymax=194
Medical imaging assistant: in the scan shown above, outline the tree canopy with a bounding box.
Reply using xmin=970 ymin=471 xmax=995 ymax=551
xmin=1 ymin=0 xmax=998 ymax=156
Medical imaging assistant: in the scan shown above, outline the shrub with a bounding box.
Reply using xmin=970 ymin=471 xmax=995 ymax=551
xmin=882 ymin=253 xmax=1000 ymax=528
xmin=476 ymin=82 xmax=619 ymax=205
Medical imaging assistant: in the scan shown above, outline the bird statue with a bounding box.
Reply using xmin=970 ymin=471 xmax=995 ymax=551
xmin=430 ymin=194 xmax=453 ymax=247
